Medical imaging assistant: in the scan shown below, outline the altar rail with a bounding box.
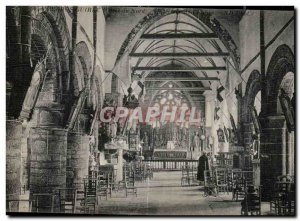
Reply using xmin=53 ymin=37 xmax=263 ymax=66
xmin=143 ymin=159 xmax=198 ymax=171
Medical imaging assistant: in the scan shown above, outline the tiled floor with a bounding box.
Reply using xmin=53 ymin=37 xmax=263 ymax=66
xmin=97 ymin=171 xmax=271 ymax=216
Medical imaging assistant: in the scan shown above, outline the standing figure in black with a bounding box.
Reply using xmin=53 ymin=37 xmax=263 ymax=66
xmin=197 ymin=152 xmax=209 ymax=181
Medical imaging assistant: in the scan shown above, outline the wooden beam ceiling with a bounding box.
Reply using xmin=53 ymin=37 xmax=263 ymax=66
xmin=140 ymin=33 xmax=218 ymax=40
xmin=146 ymin=87 xmax=211 ymax=91
xmin=130 ymin=52 xmax=229 ymax=58
xmin=132 ymin=66 xmax=226 ymax=72
xmin=145 ymin=77 xmax=219 ymax=81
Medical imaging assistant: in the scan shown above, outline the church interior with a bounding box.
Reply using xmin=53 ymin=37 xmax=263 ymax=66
xmin=6 ymin=6 xmax=295 ymax=216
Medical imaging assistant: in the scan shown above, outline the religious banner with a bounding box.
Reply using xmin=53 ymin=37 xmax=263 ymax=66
xmin=230 ymin=114 xmax=239 ymax=143
xmin=224 ymin=126 xmax=229 ymax=142
xmin=217 ymin=128 xmax=225 ymax=143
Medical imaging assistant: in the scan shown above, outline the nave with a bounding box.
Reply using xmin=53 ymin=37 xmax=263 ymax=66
xmin=96 ymin=171 xmax=271 ymax=216
xmin=6 ymin=6 xmax=295 ymax=216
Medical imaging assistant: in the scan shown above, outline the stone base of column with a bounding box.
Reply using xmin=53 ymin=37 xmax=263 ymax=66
xmin=66 ymin=132 xmax=90 ymax=190
xmin=28 ymin=127 xmax=67 ymax=213
xmin=6 ymin=120 xmax=22 ymax=197
xmin=260 ymin=115 xmax=286 ymax=200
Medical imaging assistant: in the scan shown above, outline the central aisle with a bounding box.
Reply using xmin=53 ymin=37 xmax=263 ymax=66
xmin=97 ymin=171 xmax=251 ymax=215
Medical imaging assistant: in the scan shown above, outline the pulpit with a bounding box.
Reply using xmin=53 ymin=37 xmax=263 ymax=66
xmin=104 ymin=137 xmax=128 ymax=182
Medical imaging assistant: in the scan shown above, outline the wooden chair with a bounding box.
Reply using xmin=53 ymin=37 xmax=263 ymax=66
xmin=97 ymin=172 xmax=113 ymax=201
xmin=226 ymin=168 xmax=235 ymax=192
xmin=270 ymin=180 xmax=282 ymax=215
xmin=189 ymin=166 xmax=199 ymax=185
xmin=232 ymin=170 xmax=245 ymax=201
xmin=55 ymin=188 xmax=77 ymax=214
xmin=181 ymin=166 xmax=190 ymax=186
xmin=82 ymin=178 xmax=97 ymax=214
xmin=145 ymin=163 xmax=154 ymax=180
xmin=6 ymin=195 xmax=34 ymax=213
xmin=241 ymin=186 xmax=261 ymax=216
xmin=203 ymin=170 xmax=217 ymax=197
xmin=32 ymin=193 xmax=55 ymax=213
xmin=275 ymin=176 xmax=295 ymax=215
xmin=134 ymin=162 xmax=144 ymax=181
xmin=215 ymin=168 xmax=228 ymax=194
xmin=122 ymin=163 xmax=137 ymax=197
xmin=73 ymin=182 xmax=90 ymax=214
xmin=243 ymin=171 xmax=254 ymax=186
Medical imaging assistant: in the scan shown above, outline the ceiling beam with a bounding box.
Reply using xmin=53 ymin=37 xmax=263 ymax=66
xmin=146 ymin=87 xmax=211 ymax=91
xmin=133 ymin=66 xmax=226 ymax=72
xmin=140 ymin=33 xmax=218 ymax=40
xmin=145 ymin=77 xmax=219 ymax=81
xmin=130 ymin=52 xmax=229 ymax=58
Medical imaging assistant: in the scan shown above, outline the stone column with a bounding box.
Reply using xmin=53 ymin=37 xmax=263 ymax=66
xmin=66 ymin=133 xmax=90 ymax=189
xmin=6 ymin=119 xmax=33 ymax=212
xmin=286 ymin=130 xmax=294 ymax=176
xmin=66 ymin=110 xmax=93 ymax=189
xmin=116 ymin=149 xmax=123 ymax=182
xmin=260 ymin=115 xmax=286 ymax=200
xmin=29 ymin=127 xmax=67 ymax=212
xmin=7 ymin=7 xmax=33 ymax=118
xmin=6 ymin=120 xmax=23 ymax=196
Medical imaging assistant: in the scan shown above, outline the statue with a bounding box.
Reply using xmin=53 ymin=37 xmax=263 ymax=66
xmin=109 ymin=118 xmax=117 ymax=141
xmin=142 ymin=132 xmax=149 ymax=150
xmin=217 ymin=127 xmax=226 ymax=152
xmin=153 ymin=128 xmax=160 ymax=147
xmin=89 ymin=135 xmax=96 ymax=153
xmin=173 ymin=126 xmax=179 ymax=144
xmin=191 ymin=132 xmax=200 ymax=152
xmin=89 ymin=153 xmax=97 ymax=171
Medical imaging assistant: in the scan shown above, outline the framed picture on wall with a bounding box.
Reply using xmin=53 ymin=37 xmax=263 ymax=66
xmin=279 ymin=88 xmax=295 ymax=132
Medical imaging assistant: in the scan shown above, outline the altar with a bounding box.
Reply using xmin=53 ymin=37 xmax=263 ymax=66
xmin=139 ymin=123 xmax=190 ymax=159
xmin=153 ymin=140 xmax=187 ymax=159
xmin=153 ymin=148 xmax=188 ymax=159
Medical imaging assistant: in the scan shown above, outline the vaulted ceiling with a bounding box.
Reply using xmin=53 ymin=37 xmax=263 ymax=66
xmin=126 ymin=10 xmax=238 ymax=105
xmin=104 ymin=7 xmax=243 ymax=108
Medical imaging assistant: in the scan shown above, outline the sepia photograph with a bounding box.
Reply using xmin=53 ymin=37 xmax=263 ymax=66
xmin=5 ymin=6 xmax=295 ymax=216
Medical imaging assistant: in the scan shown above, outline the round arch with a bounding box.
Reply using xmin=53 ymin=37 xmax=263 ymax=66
xmin=32 ymin=6 xmax=71 ymax=73
xmin=244 ymin=70 xmax=262 ymax=120
xmin=73 ymin=41 xmax=92 ymax=96
xmin=30 ymin=8 xmax=72 ymax=105
xmin=266 ymin=44 xmax=295 ymax=115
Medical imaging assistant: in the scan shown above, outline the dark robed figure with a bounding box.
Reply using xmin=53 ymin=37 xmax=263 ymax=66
xmin=197 ymin=152 xmax=209 ymax=181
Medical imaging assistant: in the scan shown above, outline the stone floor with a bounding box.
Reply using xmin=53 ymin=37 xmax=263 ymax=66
xmin=97 ymin=171 xmax=272 ymax=216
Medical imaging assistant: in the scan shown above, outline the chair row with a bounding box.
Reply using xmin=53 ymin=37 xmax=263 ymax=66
xmin=181 ymin=165 xmax=198 ymax=186
xmin=270 ymin=175 xmax=295 ymax=216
